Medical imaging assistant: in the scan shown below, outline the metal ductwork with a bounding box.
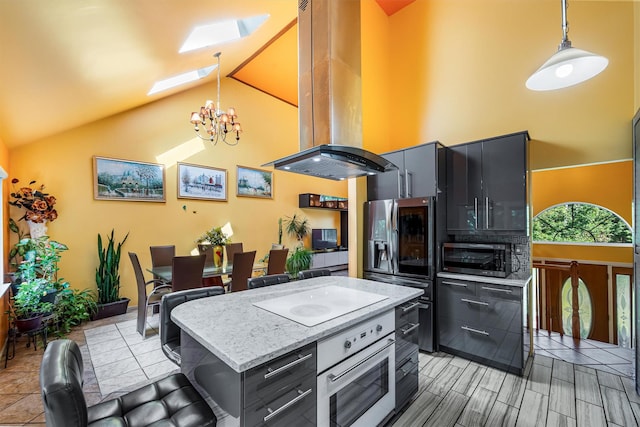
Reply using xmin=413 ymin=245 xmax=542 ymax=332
xmin=264 ymin=0 xmax=397 ymax=181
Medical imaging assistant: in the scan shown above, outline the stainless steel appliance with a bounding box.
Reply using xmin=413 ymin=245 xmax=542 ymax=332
xmin=364 ymin=197 xmax=435 ymax=352
xmin=317 ymin=310 xmax=396 ymax=427
xmin=441 ymin=242 xmax=511 ymax=278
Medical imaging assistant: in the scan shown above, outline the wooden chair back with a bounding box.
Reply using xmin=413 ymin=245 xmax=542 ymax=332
xmin=171 ymin=255 xmax=206 ymax=292
xmin=266 ymin=248 xmax=289 ymax=275
xmin=225 ymin=243 xmax=244 ymax=265
xmin=229 ymin=251 xmax=256 ymax=292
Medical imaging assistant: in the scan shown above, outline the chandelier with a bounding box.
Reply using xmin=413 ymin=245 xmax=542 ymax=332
xmin=189 ymin=52 xmax=242 ymax=145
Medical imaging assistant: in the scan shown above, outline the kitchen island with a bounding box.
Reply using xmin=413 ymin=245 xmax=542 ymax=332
xmin=172 ymin=276 xmax=422 ymax=426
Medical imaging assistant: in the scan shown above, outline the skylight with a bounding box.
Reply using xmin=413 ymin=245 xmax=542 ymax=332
xmin=147 ymin=65 xmax=215 ymax=95
xmin=179 ymin=14 xmax=269 ymax=53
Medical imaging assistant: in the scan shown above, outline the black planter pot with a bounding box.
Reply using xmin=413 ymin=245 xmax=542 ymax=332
xmin=15 ymin=315 xmax=43 ymax=333
xmin=91 ymin=298 xmax=130 ymax=321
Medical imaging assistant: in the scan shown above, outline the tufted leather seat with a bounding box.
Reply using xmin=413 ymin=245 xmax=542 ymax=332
xmin=40 ymin=339 xmax=216 ymax=427
xmin=297 ymin=269 xmax=332 ymax=280
xmin=247 ymin=274 xmax=290 ymax=289
xmin=160 ymin=287 xmax=225 ymax=366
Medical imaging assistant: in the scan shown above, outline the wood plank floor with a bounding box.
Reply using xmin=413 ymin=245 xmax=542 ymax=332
xmin=388 ymin=351 xmax=640 ymax=427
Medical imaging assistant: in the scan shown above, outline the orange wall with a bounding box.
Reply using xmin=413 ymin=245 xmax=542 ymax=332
xmin=8 ymin=80 xmax=346 ymax=305
xmin=386 ymin=0 xmax=635 ymax=170
xmin=531 ymin=161 xmax=633 ymax=263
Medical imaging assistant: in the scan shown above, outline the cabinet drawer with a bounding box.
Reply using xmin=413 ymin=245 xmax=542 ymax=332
xmin=439 ymin=279 xmax=476 ymax=297
xmin=451 ymin=296 xmax=521 ymax=333
xmin=396 ymin=320 xmax=419 ymax=367
xmin=395 ymin=300 xmax=420 ymax=330
xmin=439 ymin=317 xmax=509 ymax=362
xmin=476 ymin=284 xmax=522 ymax=302
xmin=395 ymin=351 xmax=419 ymax=410
xmin=244 ymin=343 xmax=316 ymax=408
xmin=244 ymin=373 xmax=316 ymax=427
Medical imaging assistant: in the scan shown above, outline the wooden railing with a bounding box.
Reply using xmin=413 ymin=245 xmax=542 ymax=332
xmin=532 ymin=260 xmax=580 ymax=339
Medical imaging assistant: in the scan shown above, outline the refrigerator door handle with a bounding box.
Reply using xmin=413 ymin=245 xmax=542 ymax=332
xmin=390 ymin=199 xmax=398 ymax=274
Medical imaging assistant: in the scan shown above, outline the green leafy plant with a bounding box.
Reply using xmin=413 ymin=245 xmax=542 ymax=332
xmin=285 ymin=246 xmax=313 ymax=279
xmin=96 ymin=229 xmax=129 ymax=304
xmin=54 ymin=286 xmax=97 ymax=335
xmin=283 ymin=214 xmax=310 ymax=245
xmin=11 ymin=277 xmax=53 ymax=319
xmin=198 ymin=226 xmax=231 ymax=246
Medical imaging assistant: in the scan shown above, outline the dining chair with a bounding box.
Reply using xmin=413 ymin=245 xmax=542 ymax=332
xmin=129 ymin=252 xmax=172 ymax=338
xmin=150 ymin=245 xmax=175 ymax=282
xmin=225 ymin=243 xmax=243 ymax=265
xmin=171 ymin=255 xmax=206 ymax=292
xmin=298 ymin=269 xmax=332 ymax=280
xmin=266 ymin=248 xmax=289 ymax=275
xmin=160 ymin=287 xmax=224 ymax=366
xmin=247 ymin=274 xmax=290 ymax=290
xmin=228 ymin=250 xmax=256 ymax=293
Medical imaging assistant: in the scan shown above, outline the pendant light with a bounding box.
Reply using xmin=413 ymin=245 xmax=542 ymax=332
xmin=526 ymin=0 xmax=608 ymax=91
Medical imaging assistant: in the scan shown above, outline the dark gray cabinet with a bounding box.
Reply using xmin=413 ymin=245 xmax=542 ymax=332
xmin=395 ymin=299 xmax=419 ymax=410
xmin=446 ymin=132 xmax=529 ymax=234
xmin=437 ymin=277 xmax=528 ymax=375
xmin=368 ymin=142 xmax=442 ymax=200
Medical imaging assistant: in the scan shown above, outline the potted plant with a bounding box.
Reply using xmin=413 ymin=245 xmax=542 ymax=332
xmin=283 ymin=214 xmax=312 ymax=278
xmin=92 ymin=229 xmax=129 ymax=320
xmin=198 ymin=226 xmax=231 ymax=267
xmin=8 ymin=178 xmax=58 ymax=240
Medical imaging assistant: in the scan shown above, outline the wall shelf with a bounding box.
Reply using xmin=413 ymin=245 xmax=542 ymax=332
xmin=299 ymin=193 xmax=348 ymax=211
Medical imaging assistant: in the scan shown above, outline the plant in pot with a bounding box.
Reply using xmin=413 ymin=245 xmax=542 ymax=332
xmin=93 ymin=229 xmax=129 ymax=320
xmin=197 ymin=226 xmax=231 ymax=267
xmin=283 ymin=214 xmax=312 ymax=278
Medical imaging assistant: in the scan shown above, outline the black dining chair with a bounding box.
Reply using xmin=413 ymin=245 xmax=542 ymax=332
xmin=228 ymin=250 xmax=256 ymax=293
xmin=247 ymin=274 xmax=290 ymax=290
xmin=225 ymin=242 xmax=244 ymax=264
xmin=150 ymin=245 xmax=175 ymax=281
xmin=171 ymin=255 xmax=206 ymax=292
xmin=129 ymin=252 xmax=172 ymax=338
xmin=160 ymin=287 xmax=225 ymax=366
xmin=298 ymin=269 xmax=332 ymax=280
xmin=266 ymin=248 xmax=289 ymax=275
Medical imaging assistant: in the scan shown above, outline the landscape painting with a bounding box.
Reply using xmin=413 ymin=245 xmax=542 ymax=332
xmin=177 ymin=162 xmax=227 ymax=201
xmin=93 ymin=156 xmax=165 ymax=202
xmin=236 ymin=166 xmax=273 ymax=199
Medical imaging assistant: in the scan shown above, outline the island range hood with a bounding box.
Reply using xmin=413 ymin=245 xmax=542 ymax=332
xmin=263 ymin=0 xmax=397 ymax=181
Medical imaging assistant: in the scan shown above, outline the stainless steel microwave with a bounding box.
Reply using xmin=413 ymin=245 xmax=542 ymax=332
xmin=441 ymin=242 xmax=511 ymax=278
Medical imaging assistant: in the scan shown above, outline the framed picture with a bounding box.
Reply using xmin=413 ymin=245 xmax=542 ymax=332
xmin=93 ymin=156 xmax=166 ymax=202
xmin=177 ymin=162 xmax=227 ymax=201
xmin=236 ymin=166 xmax=273 ymax=199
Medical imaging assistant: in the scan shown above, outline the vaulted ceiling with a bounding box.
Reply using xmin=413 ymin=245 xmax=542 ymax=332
xmin=0 ymin=0 xmax=413 ymax=148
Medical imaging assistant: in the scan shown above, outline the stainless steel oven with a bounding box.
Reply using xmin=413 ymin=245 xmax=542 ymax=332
xmin=317 ymin=311 xmax=396 ymax=427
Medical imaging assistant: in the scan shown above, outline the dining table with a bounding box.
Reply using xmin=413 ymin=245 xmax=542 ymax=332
xmin=147 ymin=262 xmax=267 ymax=283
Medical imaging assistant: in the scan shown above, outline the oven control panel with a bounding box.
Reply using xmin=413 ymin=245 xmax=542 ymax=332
xmin=317 ymin=309 xmax=395 ymax=373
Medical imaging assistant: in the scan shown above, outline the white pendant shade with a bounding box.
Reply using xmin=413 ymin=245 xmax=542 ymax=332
xmin=526 ymin=46 xmax=608 ymax=91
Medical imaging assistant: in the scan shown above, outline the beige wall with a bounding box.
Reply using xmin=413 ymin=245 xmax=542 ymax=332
xmin=8 ymin=79 xmax=347 ymax=304
xmin=385 ymin=0 xmax=635 ymax=169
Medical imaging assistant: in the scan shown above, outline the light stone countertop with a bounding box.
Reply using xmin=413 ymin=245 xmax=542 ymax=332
xmin=437 ymin=271 xmax=532 ymax=288
xmin=171 ymin=276 xmax=422 ymax=373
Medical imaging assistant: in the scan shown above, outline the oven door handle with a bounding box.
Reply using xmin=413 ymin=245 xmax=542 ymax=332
xmin=327 ymin=338 xmax=395 ymax=383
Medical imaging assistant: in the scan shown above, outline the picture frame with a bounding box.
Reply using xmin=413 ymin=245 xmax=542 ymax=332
xmin=93 ymin=156 xmax=166 ymax=202
xmin=236 ymin=166 xmax=273 ymax=199
xmin=177 ymin=162 xmax=227 ymax=201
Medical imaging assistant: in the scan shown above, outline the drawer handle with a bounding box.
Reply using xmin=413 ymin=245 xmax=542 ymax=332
xmin=401 ymin=302 xmax=420 ymax=312
xmin=442 ymin=281 xmax=467 ymax=288
xmin=401 ymin=323 xmax=420 ymax=335
xmin=461 ymin=325 xmax=490 ymax=336
xmin=264 ymin=353 xmax=313 ymax=379
xmin=264 ymin=388 xmax=313 ymax=422
xmin=481 ymin=286 xmax=513 ymax=294
xmin=328 ymin=339 xmax=395 ymax=383
xmin=461 ymin=298 xmax=489 ymax=307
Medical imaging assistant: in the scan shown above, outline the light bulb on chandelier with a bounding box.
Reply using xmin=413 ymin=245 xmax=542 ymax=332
xmin=189 ymin=52 xmax=242 ymax=145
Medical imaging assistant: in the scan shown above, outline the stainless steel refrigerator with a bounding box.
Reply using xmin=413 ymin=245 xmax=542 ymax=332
xmin=364 ymin=197 xmax=435 ymax=352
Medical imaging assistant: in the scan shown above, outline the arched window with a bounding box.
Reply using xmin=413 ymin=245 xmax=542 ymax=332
xmin=533 ymin=203 xmax=631 ymax=243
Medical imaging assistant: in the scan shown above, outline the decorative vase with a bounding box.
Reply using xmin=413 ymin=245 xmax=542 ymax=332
xmin=213 ymin=245 xmax=224 ymax=267
xmin=27 ymin=220 xmax=48 ymax=239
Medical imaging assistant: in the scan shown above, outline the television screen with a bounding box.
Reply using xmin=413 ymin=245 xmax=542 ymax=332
xmin=312 ymin=228 xmax=338 ymax=250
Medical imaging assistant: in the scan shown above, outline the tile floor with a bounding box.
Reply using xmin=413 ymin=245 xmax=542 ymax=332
xmin=0 ymin=309 xmax=639 ymax=426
